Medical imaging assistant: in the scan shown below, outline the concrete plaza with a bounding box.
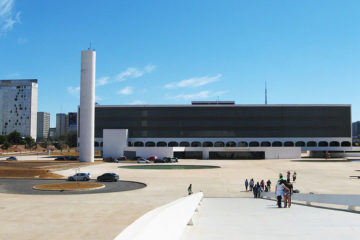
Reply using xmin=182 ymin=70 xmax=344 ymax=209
xmin=0 ymin=158 xmax=359 ymax=239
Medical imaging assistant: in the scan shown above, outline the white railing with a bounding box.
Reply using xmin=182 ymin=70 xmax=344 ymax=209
xmin=262 ymin=192 xmax=360 ymax=211
xmin=114 ymin=192 xmax=203 ymax=240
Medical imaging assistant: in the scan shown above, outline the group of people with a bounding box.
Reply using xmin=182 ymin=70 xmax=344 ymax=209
xmin=245 ymin=170 xmax=297 ymax=207
xmin=245 ymin=178 xmax=272 ymax=198
xmin=275 ymin=171 xmax=296 ymax=208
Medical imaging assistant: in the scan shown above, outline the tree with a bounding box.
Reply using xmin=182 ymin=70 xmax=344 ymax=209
xmin=24 ymin=136 xmax=35 ymax=149
xmin=1 ymin=141 xmax=11 ymax=150
xmin=67 ymin=133 xmax=77 ymax=148
xmin=8 ymin=131 xmax=22 ymax=145
xmin=0 ymin=135 xmax=7 ymax=144
xmin=39 ymin=140 xmax=49 ymax=149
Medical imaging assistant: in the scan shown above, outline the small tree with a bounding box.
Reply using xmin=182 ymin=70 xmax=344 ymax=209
xmin=39 ymin=140 xmax=49 ymax=149
xmin=67 ymin=133 xmax=77 ymax=148
xmin=1 ymin=141 xmax=11 ymax=150
xmin=24 ymin=136 xmax=35 ymax=149
xmin=8 ymin=131 xmax=22 ymax=145
xmin=0 ymin=135 xmax=7 ymax=144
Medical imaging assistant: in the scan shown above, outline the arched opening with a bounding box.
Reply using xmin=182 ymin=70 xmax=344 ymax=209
xmin=272 ymin=141 xmax=282 ymax=147
xmin=191 ymin=141 xmax=201 ymax=147
xmin=226 ymin=141 xmax=236 ymax=147
xmin=307 ymin=141 xmax=317 ymax=147
xmin=295 ymin=141 xmax=305 ymax=147
xmin=134 ymin=141 xmax=144 ymax=147
xmin=157 ymin=141 xmax=167 ymax=147
xmin=284 ymin=141 xmax=294 ymax=147
xmin=145 ymin=141 xmax=155 ymax=147
xmin=318 ymin=141 xmax=328 ymax=147
xmin=329 ymin=141 xmax=340 ymax=147
xmin=238 ymin=141 xmax=248 ymax=147
xmin=203 ymin=141 xmax=213 ymax=147
xmin=100 ymin=142 xmax=103 ymax=147
xmin=249 ymin=141 xmax=259 ymax=147
xmin=168 ymin=141 xmax=179 ymax=147
xmin=94 ymin=141 xmax=99 ymax=147
xmin=261 ymin=141 xmax=271 ymax=147
xmin=128 ymin=141 xmax=132 ymax=147
xmin=180 ymin=141 xmax=190 ymax=147
xmin=341 ymin=141 xmax=351 ymax=147
xmin=214 ymin=141 xmax=225 ymax=147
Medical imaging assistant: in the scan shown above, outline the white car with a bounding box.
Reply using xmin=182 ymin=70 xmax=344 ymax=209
xmin=137 ymin=158 xmax=150 ymax=163
xmin=67 ymin=173 xmax=91 ymax=181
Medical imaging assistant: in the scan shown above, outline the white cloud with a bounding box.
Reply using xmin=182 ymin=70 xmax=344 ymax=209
xmin=145 ymin=64 xmax=156 ymax=73
xmin=67 ymin=86 xmax=80 ymax=96
xmin=117 ymin=86 xmax=133 ymax=95
xmin=213 ymin=90 xmax=228 ymax=96
xmin=171 ymin=91 xmax=211 ymax=100
xmin=0 ymin=0 xmax=21 ymax=36
xmin=165 ymin=74 xmax=222 ymax=89
xmin=96 ymin=76 xmax=109 ymax=86
xmin=17 ymin=36 xmax=27 ymax=44
xmin=130 ymin=100 xmax=146 ymax=105
xmin=116 ymin=67 xmax=144 ymax=82
xmin=95 ymin=95 xmax=102 ymax=101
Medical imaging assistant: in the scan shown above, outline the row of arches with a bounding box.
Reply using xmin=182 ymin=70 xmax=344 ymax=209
xmin=128 ymin=140 xmax=352 ymax=147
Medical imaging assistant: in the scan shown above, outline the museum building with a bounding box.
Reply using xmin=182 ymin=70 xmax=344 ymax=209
xmin=79 ymin=101 xmax=352 ymax=159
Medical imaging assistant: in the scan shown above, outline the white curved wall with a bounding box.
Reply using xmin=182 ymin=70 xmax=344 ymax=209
xmin=79 ymin=50 xmax=96 ymax=162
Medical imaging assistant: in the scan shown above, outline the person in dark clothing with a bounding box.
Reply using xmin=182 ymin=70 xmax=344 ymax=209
xmin=266 ymin=179 xmax=272 ymax=191
xmin=245 ymin=179 xmax=249 ymax=191
xmin=256 ymin=182 xmax=261 ymax=198
xmin=188 ymin=184 xmax=193 ymax=195
xmin=253 ymin=183 xmax=258 ymax=198
xmin=292 ymin=171 xmax=297 ymax=182
xmin=283 ymin=179 xmax=294 ymax=208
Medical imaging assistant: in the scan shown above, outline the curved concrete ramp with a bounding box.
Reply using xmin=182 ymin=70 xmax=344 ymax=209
xmin=180 ymin=198 xmax=360 ymax=240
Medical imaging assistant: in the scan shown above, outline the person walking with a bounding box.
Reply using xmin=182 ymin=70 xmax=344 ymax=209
xmin=284 ymin=179 xmax=294 ymax=208
xmin=286 ymin=171 xmax=291 ymax=182
xmin=260 ymin=179 xmax=265 ymax=190
xmin=245 ymin=179 xmax=249 ymax=192
xmin=266 ymin=179 xmax=272 ymax=191
xmin=275 ymin=174 xmax=289 ymax=208
xmin=187 ymin=184 xmax=193 ymax=195
xmin=249 ymin=178 xmax=254 ymax=191
xmin=292 ymin=171 xmax=297 ymax=182
xmin=256 ymin=182 xmax=262 ymax=198
xmin=253 ymin=183 xmax=258 ymax=198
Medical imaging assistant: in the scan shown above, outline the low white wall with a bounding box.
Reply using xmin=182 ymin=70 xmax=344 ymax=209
xmin=262 ymin=192 xmax=360 ymax=211
xmin=114 ymin=192 xmax=203 ymax=240
xmin=103 ymin=129 xmax=128 ymax=158
xmin=125 ymin=147 xmax=174 ymax=159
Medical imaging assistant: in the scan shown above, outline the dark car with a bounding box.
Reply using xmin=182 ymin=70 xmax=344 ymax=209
xmin=117 ymin=156 xmax=128 ymax=161
xmin=97 ymin=173 xmax=119 ymax=182
xmin=6 ymin=156 xmax=17 ymax=161
xmin=55 ymin=156 xmax=66 ymax=160
xmin=162 ymin=157 xmax=171 ymax=163
xmin=154 ymin=158 xmax=166 ymax=163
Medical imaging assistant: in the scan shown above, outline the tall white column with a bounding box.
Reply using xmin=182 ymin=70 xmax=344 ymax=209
xmin=79 ymin=50 xmax=96 ymax=162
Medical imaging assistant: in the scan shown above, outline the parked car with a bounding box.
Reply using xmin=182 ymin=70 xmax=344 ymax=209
xmin=154 ymin=158 xmax=166 ymax=163
xmin=55 ymin=156 xmax=66 ymax=160
xmin=134 ymin=156 xmax=144 ymax=160
xmin=162 ymin=157 xmax=171 ymax=163
xmin=137 ymin=158 xmax=150 ymax=163
xmin=117 ymin=156 xmax=128 ymax=161
xmin=6 ymin=156 xmax=17 ymax=161
xmin=103 ymin=157 xmax=119 ymax=163
xmin=67 ymin=173 xmax=91 ymax=181
xmin=170 ymin=157 xmax=178 ymax=163
xmin=147 ymin=156 xmax=158 ymax=161
xmin=97 ymin=173 xmax=119 ymax=182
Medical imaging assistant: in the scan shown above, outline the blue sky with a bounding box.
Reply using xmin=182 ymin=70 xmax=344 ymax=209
xmin=1 ymin=0 xmax=360 ymax=127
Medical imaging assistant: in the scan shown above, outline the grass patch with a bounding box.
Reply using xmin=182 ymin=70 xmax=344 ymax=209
xmin=33 ymin=182 xmax=104 ymax=191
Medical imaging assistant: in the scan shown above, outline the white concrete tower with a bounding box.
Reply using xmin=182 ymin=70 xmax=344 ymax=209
xmin=79 ymin=50 xmax=96 ymax=162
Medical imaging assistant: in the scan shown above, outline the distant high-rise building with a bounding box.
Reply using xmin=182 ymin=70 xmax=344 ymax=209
xmin=37 ymin=112 xmax=50 ymax=140
xmin=56 ymin=113 xmax=68 ymax=136
xmin=352 ymin=121 xmax=360 ymax=137
xmin=48 ymin=127 xmax=56 ymax=139
xmin=0 ymin=79 xmax=38 ymax=139
xmin=68 ymin=112 xmax=77 ymax=134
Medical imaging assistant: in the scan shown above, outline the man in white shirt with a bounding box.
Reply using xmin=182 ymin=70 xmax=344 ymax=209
xmin=275 ymin=175 xmax=289 ymax=208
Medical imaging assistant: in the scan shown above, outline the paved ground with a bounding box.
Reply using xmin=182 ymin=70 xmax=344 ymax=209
xmin=1 ymin=158 xmax=360 ymax=240
xmin=0 ymin=179 xmax=146 ymax=195
xmin=180 ymin=198 xmax=360 ymax=240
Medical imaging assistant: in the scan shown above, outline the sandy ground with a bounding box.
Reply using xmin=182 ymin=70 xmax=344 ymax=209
xmin=1 ymin=158 xmax=359 ymax=240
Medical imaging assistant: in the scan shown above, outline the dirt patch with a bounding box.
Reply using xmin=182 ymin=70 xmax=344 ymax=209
xmin=0 ymin=161 xmax=99 ymax=179
xmin=33 ymin=182 xmax=105 ymax=191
